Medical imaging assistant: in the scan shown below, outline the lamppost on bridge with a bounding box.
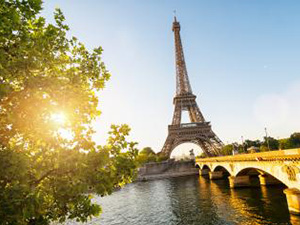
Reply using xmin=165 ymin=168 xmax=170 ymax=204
xmin=232 ymin=143 xmax=238 ymax=155
xmin=265 ymin=127 xmax=270 ymax=151
xmin=241 ymin=136 xmax=245 ymax=153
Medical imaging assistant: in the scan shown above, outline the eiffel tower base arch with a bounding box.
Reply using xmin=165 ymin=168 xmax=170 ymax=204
xmin=161 ymin=122 xmax=223 ymax=158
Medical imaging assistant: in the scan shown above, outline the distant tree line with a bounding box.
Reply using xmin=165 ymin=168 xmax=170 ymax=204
xmin=136 ymin=147 xmax=169 ymax=166
xmin=219 ymin=132 xmax=300 ymax=156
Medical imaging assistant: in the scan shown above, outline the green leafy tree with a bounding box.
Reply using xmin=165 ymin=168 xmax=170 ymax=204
xmin=197 ymin=152 xmax=207 ymax=158
xmin=279 ymin=133 xmax=300 ymax=150
xmin=220 ymin=144 xmax=233 ymax=156
xmin=139 ymin=147 xmax=155 ymax=155
xmin=136 ymin=147 xmax=157 ymax=166
xmin=260 ymin=145 xmax=269 ymax=152
xmin=238 ymin=144 xmax=246 ymax=153
xmin=279 ymin=138 xmax=292 ymax=150
xmin=244 ymin=139 xmax=261 ymax=148
xmin=0 ymin=1 xmax=138 ymax=224
xmin=289 ymin=133 xmax=300 ymax=148
xmin=156 ymin=154 xmax=169 ymax=162
xmin=136 ymin=153 xmax=148 ymax=165
xmin=261 ymin=136 xmax=279 ymax=151
xmin=136 ymin=147 xmax=169 ymax=166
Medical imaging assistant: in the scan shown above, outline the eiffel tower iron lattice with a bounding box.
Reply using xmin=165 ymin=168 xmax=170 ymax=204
xmin=160 ymin=17 xmax=224 ymax=157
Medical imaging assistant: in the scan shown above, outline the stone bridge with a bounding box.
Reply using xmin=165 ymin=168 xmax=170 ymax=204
xmin=195 ymin=148 xmax=300 ymax=215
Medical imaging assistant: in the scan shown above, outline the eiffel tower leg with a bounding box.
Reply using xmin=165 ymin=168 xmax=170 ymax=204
xmin=197 ymin=140 xmax=214 ymax=157
xmin=211 ymin=132 xmax=224 ymax=147
xmin=161 ymin=135 xmax=175 ymax=157
xmin=193 ymin=102 xmax=205 ymax=122
xmin=197 ymin=138 xmax=221 ymax=157
xmin=210 ymin=141 xmax=222 ymax=155
xmin=172 ymin=104 xmax=182 ymax=125
xmin=188 ymin=106 xmax=197 ymax=123
xmin=188 ymin=102 xmax=205 ymax=123
xmin=208 ymin=132 xmax=224 ymax=155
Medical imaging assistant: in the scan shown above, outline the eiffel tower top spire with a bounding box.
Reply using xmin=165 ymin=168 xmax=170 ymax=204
xmin=172 ymin=17 xmax=193 ymax=96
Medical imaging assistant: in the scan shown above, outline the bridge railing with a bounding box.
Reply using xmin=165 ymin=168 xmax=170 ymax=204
xmin=196 ymin=148 xmax=300 ymax=162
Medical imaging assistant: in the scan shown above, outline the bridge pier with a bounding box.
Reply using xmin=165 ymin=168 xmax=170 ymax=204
xmin=259 ymin=174 xmax=281 ymax=186
xmin=229 ymin=176 xmax=251 ymax=188
xmin=199 ymin=169 xmax=210 ymax=176
xmin=284 ymin=188 xmax=300 ymax=215
xmin=209 ymin=171 xmax=223 ymax=180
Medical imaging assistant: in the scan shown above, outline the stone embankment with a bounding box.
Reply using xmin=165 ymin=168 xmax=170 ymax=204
xmin=136 ymin=160 xmax=198 ymax=181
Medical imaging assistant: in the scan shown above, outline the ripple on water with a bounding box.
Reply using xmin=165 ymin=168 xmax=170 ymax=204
xmin=61 ymin=175 xmax=300 ymax=225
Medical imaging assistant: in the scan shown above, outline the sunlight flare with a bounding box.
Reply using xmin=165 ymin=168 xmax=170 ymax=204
xmin=51 ymin=112 xmax=67 ymax=125
xmin=57 ymin=128 xmax=74 ymax=141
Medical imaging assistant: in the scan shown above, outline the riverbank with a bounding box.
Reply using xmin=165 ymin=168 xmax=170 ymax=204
xmin=136 ymin=160 xmax=198 ymax=181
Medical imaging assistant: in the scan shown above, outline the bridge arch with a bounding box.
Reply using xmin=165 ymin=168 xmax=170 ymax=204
xmin=196 ymin=164 xmax=212 ymax=176
xmin=235 ymin=166 xmax=287 ymax=187
xmin=202 ymin=164 xmax=211 ymax=171
xmin=213 ymin=165 xmax=231 ymax=177
xmin=235 ymin=167 xmax=262 ymax=176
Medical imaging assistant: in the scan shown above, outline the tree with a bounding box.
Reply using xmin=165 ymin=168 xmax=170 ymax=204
xmin=135 ymin=147 xmax=169 ymax=165
xmin=279 ymin=138 xmax=292 ymax=150
xmin=136 ymin=147 xmax=157 ymax=166
xmin=0 ymin=1 xmax=138 ymax=224
xmin=260 ymin=145 xmax=269 ymax=152
xmin=289 ymin=133 xmax=300 ymax=148
xmin=279 ymin=133 xmax=300 ymax=150
xmin=156 ymin=154 xmax=169 ymax=162
xmin=261 ymin=136 xmax=279 ymax=151
xmin=220 ymin=144 xmax=233 ymax=156
xmin=197 ymin=152 xmax=207 ymax=158
xmin=139 ymin=147 xmax=155 ymax=155
xmin=244 ymin=139 xmax=261 ymax=148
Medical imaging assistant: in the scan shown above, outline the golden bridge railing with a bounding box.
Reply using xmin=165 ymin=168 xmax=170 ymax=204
xmin=196 ymin=148 xmax=300 ymax=162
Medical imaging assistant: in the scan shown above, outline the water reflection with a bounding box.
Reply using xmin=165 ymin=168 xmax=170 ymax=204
xmin=64 ymin=175 xmax=300 ymax=225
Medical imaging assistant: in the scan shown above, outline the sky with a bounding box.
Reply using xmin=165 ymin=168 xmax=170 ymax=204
xmin=42 ymin=0 xmax=300 ymax=156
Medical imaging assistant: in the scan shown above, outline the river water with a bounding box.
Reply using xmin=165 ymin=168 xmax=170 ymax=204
xmin=66 ymin=175 xmax=300 ymax=225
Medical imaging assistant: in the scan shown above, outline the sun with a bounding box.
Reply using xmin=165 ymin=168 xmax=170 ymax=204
xmin=50 ymin=112 xmax=66 ymax=125
xmin=50 ymin=112 xmax=74 ymax=141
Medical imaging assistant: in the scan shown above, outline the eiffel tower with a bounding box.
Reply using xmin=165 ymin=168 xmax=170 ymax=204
xmin=160 ymin=17 xmax=224 ymax=157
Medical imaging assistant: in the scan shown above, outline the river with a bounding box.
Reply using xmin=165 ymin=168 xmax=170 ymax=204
xmin=65 ymin=175 xmax=300 ymax=225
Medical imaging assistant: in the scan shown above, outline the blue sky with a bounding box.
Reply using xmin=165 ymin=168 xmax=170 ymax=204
xmin=42 ymin=1 xmax=300 ymax=156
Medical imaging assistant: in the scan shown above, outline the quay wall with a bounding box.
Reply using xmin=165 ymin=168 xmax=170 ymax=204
xmin=136 ymin=160 xmax=198 ymax=181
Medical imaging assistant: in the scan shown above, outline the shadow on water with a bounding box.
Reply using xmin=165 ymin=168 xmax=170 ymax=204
xmin=63 ymin=175 xmax=300 ymax=225
xmin=204 ymin=175 xmax=300 ymax=225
